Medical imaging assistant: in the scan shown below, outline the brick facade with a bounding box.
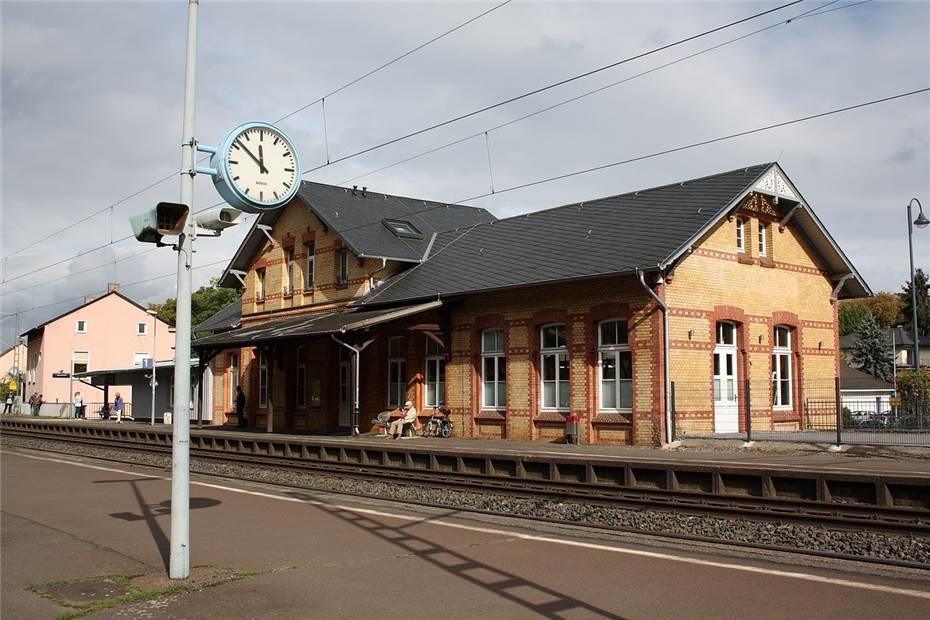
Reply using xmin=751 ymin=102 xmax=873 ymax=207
xmin=204 ymin=191 xmax=844 ymax=446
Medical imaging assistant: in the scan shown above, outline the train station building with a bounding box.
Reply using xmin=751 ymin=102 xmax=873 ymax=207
xmin=193 ymin=162 xmax=870 ymax=446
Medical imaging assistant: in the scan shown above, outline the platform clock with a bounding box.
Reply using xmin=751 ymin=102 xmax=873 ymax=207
xmin=210 ymin=122 xmax=301 ymax=213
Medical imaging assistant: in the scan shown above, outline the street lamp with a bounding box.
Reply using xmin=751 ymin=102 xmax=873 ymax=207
xmin=147 ymin=309 xmax=159 ymax=426
xmin=906 ymin=198 xmax=929 ymax=370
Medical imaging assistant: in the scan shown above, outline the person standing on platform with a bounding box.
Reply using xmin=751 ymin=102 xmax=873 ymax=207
xmin=73 ymin=391 xmax=83 ymax=419
xmin=389 ymin=400 xmax=418 ymax=439
xmin=33 ymin=394 xmax=43 ymax=416
xmin=235 ymin=385 xmax=247 ymax=428
xmin=3 ymin=394 xmax=12 ymax=414
xmin=113 ymin=392 xmax=125 ymax=423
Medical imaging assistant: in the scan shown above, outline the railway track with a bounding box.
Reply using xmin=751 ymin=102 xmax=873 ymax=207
xmin=4 ymin=419 xmax=930 ymax=569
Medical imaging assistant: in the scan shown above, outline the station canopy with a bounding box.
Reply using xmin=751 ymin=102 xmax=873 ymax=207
xmin=192 ymin=300 xmax=442 ymax=350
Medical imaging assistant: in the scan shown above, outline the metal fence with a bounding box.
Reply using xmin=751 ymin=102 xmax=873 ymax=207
xmin=671 ymin=378 xmax=930 ymax=447
xmin=5 ymin=401 xmax=134 ymax=420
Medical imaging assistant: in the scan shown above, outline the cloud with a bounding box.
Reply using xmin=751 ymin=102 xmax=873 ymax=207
xmin=1 ymin=0 xmax=928 ymax=349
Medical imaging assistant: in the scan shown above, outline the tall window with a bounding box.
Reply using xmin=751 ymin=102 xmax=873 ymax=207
xmin=228 ymin=352 xmax=239 ymax=407
xmin=256 ymin=269 xmax=266 ymax=301
xmin=295 ymin=346 xmax=306 ymax=407
xmin=736 ymin=218 xmax=746 ymax=252
xmin=481 ymin=329 xmax=506 ymax=409
xmin=425 ymin=338 xmax=446 ymax=407
xmin=540 ymin=324 xmax=569 ymax=410
xmin=72 ymin=351 xmax=89 ymax=375
xmin=133 ymin=352 xmax=150 ymax=367
xmin=338 ymin=250 xmax=349 ymax=285
xmin=772 ymin=326 xmax=793 ymax=408
xmin=305 ymin=242 xmax=315 ymax=290
xmin=758 ymin=222 xmax=768 ymax=256
xmin=76 ymin=320 xmax=87 ymax=333
xmin=285 ymin=247 xmax=296 ymax=295
xmin=258 ymin=351 xmax=268 ymax=407
xmin=387 ymin=337 xmax=405 ymax=407
xmin=599 ymin=320 xmax=632 ymax=410
xmin=137 ymin=322 xmax=147 ymax=335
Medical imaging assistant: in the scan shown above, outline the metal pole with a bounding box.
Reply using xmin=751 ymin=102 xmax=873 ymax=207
xmin=14 ymin=312 xmax=21 ymax=414
xmin=906 ymin=201 xmax=921 ymax=370
xmin=169 ymin=0 xmax=198 ymax=580
xmin=669 ymin=382 xmax=677 ymax=441
xmin=151 ymin=313 xmax=157 ymax=426
xmin=745 ymin=379 xmax=752 ymax=443
xmin=834 ymin=376 xmax=842 ymax=448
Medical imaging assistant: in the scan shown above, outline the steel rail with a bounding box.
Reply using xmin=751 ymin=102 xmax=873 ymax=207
xmin=3 ymin=431 xmax=929 ymax=573
xmin=3 ymin=422 xmax=929 ymax=533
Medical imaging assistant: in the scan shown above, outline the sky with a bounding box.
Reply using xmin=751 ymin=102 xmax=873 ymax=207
xmin=1 ymin=0 xmax=928 ymax=349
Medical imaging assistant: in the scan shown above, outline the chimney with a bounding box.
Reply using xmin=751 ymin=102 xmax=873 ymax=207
xmin=83 ymin=296 xmax=96 ymax=304
xmin=107 ymin=282 xmax=120 ymax=293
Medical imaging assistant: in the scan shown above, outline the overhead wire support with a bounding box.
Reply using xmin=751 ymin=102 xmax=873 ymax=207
xmin=302 ymin=0 xmax=805 ymax=176
xmin=322 ymin=98 xmax=331 ymax=165
xmin=484 ymin=132 xmax=495 ymax=195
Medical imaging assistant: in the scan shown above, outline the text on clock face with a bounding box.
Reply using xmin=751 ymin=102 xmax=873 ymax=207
xmin=227 ymin=127 xmax=297 ymax=204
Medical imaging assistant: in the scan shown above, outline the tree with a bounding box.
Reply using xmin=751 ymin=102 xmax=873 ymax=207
xmin=149 ymin=278 xmax=239 ymax=340
xmin=862 ymin=292 xmax=905 ymax=328
xmin=850 ymin=313 xmax=894 ymax=381
xmin=900 ymin=268 xmax=930 ymax=338
xmin=839 ymin=302 xmax=872 ymax=336
xmin=896 ymin=369 xmax=930 ymax=398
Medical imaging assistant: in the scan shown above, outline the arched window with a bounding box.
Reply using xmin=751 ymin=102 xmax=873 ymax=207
xmin=481 ymin=329 xmax=506 ymax=409
xmin=425 ymin=337 xmax=446 ymax=407
xmin=772 ymin=326 xmax=793 ymax=408
xmin=540 ymin=324 xmax=569 ymax=410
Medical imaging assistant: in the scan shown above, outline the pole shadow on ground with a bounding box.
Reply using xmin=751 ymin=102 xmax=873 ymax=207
xmin=285 ymin=490 xmax=627 ymax=619
xmin=95 ymin=478 xmax=220 ymax=572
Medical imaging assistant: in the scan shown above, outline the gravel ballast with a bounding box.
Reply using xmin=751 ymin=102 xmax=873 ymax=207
xmin=5 ymin=435 xmax=929 ymax=565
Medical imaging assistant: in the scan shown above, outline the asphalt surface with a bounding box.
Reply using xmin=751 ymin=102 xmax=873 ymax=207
xmin=2 ymin=447 xmax=930 ymax=619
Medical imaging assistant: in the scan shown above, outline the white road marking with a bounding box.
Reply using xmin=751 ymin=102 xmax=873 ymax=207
xmin=4 ymin=448 xmax=930 ymax=601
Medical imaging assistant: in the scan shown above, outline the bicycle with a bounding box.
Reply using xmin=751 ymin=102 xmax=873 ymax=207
xmin=422 ymin=406 xmax=453 ymax=438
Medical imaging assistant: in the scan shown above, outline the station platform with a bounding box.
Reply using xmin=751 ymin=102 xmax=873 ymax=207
xmin=6 ymin=417 xmax=930 ymax=479
xmin=3 ymin=447 xmax=929 ymax=619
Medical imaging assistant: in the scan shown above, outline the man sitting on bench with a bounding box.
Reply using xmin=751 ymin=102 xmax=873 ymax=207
xmin=388 ymin=400 xmax=417 ymax=439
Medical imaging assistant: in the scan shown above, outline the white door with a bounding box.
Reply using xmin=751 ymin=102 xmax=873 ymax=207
xmin=338 ymin=358 xmax=351 ymax=427
xmin=713 ymin=348 xmax=738 ymax=432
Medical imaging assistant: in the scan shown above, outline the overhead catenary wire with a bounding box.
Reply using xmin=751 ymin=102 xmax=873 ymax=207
xmin=338 ymin=0 xmax=858 ymax=187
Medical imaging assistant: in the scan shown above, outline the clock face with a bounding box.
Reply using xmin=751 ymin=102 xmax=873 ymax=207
xmin=224 ymin=126 xmax=298 ymax=206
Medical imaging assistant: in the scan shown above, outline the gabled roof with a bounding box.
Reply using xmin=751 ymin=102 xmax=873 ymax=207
xmin=840 ymin=363 xmax=895 ymax=391
xmin=356 ymin=163 xmax=871 ymax=308
xmin=195 ymin=297 xmax=242 ymax=333
xmin=218 ymin=181 xmax=496 ymax=288
xmin=22 ymin=291 xmax=159 ymax=338
xmin=840 ymin=326 xmax=930 ymax=349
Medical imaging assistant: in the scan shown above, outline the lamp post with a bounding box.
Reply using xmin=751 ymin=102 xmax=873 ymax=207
xmin=906 ymin=198 xmax=929 ymax=370
xmin=147 ymin=309 xmax=158 ymax=426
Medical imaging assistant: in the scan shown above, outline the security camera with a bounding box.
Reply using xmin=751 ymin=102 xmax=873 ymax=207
xmin=195 ymin=207 xmax=242 ymax=231
xmin=130 ymin=202 xmax=190 ymax=245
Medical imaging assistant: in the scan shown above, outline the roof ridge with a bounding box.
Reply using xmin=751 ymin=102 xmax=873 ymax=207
xmin=299 ymin=180 xmax=493 ymax=216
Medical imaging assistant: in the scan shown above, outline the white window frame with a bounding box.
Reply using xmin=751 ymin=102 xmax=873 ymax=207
xmin=137 ymin=322 xmax=147 ymax=336
xmin=540 ymin=324 xmax=569 ymax=411
xmin=76 ymin=320 xmax=87 ymax=334
xmin=387 ymin=336 xmax=405 ymax=408
xmin=772 ymin=326 xmax=793 ymax=409
xmin=133 ymin=352 xmax=150 ymax=367
xmin=295 ymin=346 xmax=306 ymax=408
xmin=758 ymin=222 xmax=768 ymax=256
xmin=258 ymin=351 xmax=268 ymax=408
xmin=736 ymin=218 xmax=746 ymax=252
xmin=598 ymin=320 xmax=632 ymax=412
xmin=305 ymin=242 xmax=315 ymax=290
xmin=285 ymin=247 xmax=296 ymax=295
xmin=228 ymin=352 xmax=239 ymax=407
xmin=425 ymin=337 xmax=446 ymax=407
xmin=481 ymin=329 xmax=506 ymax=410
xmin=256 ymin=268 xmax=266 ymax=301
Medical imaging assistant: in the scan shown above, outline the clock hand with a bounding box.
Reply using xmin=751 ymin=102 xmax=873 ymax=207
xmin=237 ymin=140 xmax=269 ymax=174
xmin=258 ymin=145 xmax=267 ymax=174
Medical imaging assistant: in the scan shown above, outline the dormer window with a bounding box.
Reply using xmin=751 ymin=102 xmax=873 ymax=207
xmin=382 ymin=219 xmax=423 ymax=239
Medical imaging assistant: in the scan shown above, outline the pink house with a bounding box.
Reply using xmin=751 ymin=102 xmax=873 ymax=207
xmin=24 ymin=289 xmax=173 ymax=416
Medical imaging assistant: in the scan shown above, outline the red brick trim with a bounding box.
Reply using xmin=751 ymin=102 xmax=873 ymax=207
xmin=302 ymin=229 xmax=316 ymax=244
xmin=282 ymin=234 xmax=295 ymax=249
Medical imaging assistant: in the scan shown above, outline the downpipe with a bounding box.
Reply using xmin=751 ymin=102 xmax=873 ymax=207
xmin=637 ymin=269 xmax=673 ymax=445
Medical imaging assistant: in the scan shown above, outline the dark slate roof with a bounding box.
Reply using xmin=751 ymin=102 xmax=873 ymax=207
xmin=218 ymin=182 xmax=495 ymax=288
xmin=840 ymin=363 xmax=895 ymax=391
xmin=195 ymin=297 xmax=242 ymax=333
xmin=357 ymin=163 xmax=773 ymax=307
xmin=192 ymin=300 xmax=442 ymax=349
xmin=840 ymin=326 xmax=930 ymax=349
